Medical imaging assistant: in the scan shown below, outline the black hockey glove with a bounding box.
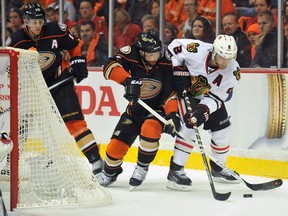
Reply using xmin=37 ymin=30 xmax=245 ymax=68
xmin=70 ymin=56 xmax=88 ymax=83
xmin=163 ymin=112 xmax=181 ymax=137
xmin=172 ymin=66 xmax=191 ymax=98
xmin=184 ymin=104 xmax=210 ymax=128
xmin=124 ymin=77 xmax=142 ymax=103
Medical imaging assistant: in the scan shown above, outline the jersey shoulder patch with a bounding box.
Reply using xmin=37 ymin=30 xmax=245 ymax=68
xmin=165 ymin=49 xmax=172 ymax=60
xmin=58 ymin=23 xmax=68 ymax=32
xmin=186 ymin=42 xmax=200 ymax=53
xmin=233 ymin=66 xmax=241 ymax=81
xmin=43 ymin=22 xmax=69 ymax=37
xmin=120 ymin=45 xmax=131 ymax=54
xmin=5 ymin=37 xmax=11 ymax=46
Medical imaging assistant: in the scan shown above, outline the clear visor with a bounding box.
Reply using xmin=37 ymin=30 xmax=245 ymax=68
xmin=26 ymin=18 xmax=45 ymax=28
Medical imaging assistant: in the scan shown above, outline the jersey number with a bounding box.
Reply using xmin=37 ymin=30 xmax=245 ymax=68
xmin=173 ymin=46 xmax=182 ymax=55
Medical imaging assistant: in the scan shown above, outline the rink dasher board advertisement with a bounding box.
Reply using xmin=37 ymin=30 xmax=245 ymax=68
xmin=76 ymin=69 xmax=288 ymax=162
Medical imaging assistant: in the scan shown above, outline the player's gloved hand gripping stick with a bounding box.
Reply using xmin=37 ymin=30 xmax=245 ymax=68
xmin=70 ymin=56 xmax=88 ymax=83
xmin=48 ymin=56 xmax=88 ymax=91
xmin=123 ymin=77 xmax=142 ymax=104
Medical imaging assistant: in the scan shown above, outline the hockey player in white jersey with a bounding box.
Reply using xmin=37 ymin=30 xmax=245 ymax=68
xmin=167 ymin=35 xmax=241 ymax=191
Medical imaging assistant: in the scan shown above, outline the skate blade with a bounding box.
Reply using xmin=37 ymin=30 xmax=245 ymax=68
xmin=129 ymin=185 xmax=139 ymax=191
xmin=166 ymin=180 xmax=192 ymax=191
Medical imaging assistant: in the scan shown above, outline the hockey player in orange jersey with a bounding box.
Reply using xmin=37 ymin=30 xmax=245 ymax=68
xmin=6 ymin=3 xmax=103 ymax=177
xmin=96 ymin=31 xmax=181 ymax=190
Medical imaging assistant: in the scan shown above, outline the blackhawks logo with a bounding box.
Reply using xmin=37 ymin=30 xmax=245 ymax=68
xmin=186 ymin=43 xmax=200 ymax=53
xmin=233 ymin=67 xmax=241 ymax=81
xmin=191 ymin=75 xmax=211 ymax=96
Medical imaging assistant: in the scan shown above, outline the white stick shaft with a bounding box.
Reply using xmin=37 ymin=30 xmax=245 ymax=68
xmin=138 ymin=99 xmax=167 ymax=125
xmin=48 ymin=76 xmax=74 ymax=91
xmin=138 ymin=99 xmax=195 ymax=143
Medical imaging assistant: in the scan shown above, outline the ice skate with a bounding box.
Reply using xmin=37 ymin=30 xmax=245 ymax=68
xmin=129 ymin=165 xmax=148 ymax=191
xmin=92 ymin=158 xmax=103 ymax=175
xmin=167 ymin=158 xmax=192 ymax=191
xmin=210 ymin=160 xmax=241 ymax=184
xmin=95 ymin=168 xmax=123 ymax=187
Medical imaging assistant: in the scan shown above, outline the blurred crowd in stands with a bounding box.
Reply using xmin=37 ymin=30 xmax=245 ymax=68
xmin=1 ymin=0 xmax=288 ymax=68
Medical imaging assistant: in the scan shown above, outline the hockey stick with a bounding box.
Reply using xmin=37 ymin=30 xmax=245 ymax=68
xmin=181 ymin=91 xmax=231 ymax=201
xmin=138 ymin=98 xmax=231 ymax=201
xmin=0 ymin=189 xmax=8 ymax=216
xmin=137 ymin=98 xmax=283 ymax=191
xmin=48 ymin=75 xmax=74 ymax=91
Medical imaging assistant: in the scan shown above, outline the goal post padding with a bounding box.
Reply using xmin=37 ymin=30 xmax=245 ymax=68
xmin=0 ymin=48 xmax=111 ymax=209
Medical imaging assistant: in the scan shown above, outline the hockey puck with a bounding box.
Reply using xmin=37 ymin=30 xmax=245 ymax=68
xmin=243 ymin=194 xmax=253 ymax=198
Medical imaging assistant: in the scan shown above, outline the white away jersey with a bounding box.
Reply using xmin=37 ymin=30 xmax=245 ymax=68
xmin=168 ymin=39 xmax=241 ymax=113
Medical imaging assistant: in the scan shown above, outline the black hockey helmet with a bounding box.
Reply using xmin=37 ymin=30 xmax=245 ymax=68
xmin=23 ymin=3 xmax=46 ymax=20
xmin=136 ymin=30 xmax=162 ymax=53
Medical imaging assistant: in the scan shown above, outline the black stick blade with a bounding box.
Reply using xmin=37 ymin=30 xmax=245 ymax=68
xmin=214 ymin=191 xmax=231 ymax=201
xmin=244 ymin=179 xmax=283 ymax=191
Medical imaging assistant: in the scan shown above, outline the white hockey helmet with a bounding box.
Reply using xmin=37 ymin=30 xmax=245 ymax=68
xmin=212 ymin=35 xmax=237 ymax=60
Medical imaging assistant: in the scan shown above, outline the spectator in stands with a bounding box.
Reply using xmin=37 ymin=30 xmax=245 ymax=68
xmin=249 ymin=11 xmax=280 ymax=68
xmin=128 ymin=0 xmax=151 ymax=28
xmin=285 ymin=0 xmax=288 ymax=22
xmin=222 ymin=12 xmax=252 ymax=67
xmin=141 ymin=14 xmax=159 ymax=34
xmin=70 ymin=23 xmax=80 ymax=37
xmin=270 ymin=0 xmax=278 ymax=16
xmin=45 ymin=6 xmax=57 ymax=22
xmin=285 ymin=22 xmax=288 ymax=41
xmin=165 ymin=0 xmax=188 ymax=29
xmin=78 ymin=0 xmax=108 ymax=39
xmin=7 ymin=7 xmax=24 ymax=33
xmin=76 ymin=20 xmax=108 ymax=67
xmin=44 ymin=0 xmax=77 ymax=22
xmin=114 ymin=7 xmax=142 ymax=50
xmin=179 ymin=0 xmax=199 ymax=38
xmin=197 ymin=0 xmax=235 ymax=31
xmin=5 ymin=27 xmax=14 ymax=42
xmin=236 ymin=0 xmax=256 ymax=17
xmin=97 ymin=0 xmax=134 ymax=25
xmin=246 ymin=23 xmax=260 ymax=59
xmin=6 ymin=1 xmax=23 ymax=10
xmin=93 ymin=0 xmax=105 ymax=14
xmin=163 ymin=22 xmax=179 ymax=49
xmin=54 ymin=5 xmax=76 ymax=29
xmin=234 ymin=0 xmax=250 ymax=7
xmin=150 ymin=0 xmax=160 ymax=20
xmin=189 ymin=16 xmax=215 ymax=43
xmin=238 ymin=0 xmax=276 ymax=32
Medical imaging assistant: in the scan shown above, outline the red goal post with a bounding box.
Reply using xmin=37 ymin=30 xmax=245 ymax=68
xmin=0 ymin=48 xmax=111 ymax=210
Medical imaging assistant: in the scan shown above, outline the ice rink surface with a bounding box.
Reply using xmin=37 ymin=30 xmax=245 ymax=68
xmin=2 ymin=162 xmax=288 ymax=216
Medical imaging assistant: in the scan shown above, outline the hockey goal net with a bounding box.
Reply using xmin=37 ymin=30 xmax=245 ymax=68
xmin=0 ymin=48 xmax=111 ymax=209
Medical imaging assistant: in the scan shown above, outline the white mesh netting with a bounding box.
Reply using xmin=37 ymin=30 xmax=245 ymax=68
xmin=0 ymin=48 xmax=111 ymax=208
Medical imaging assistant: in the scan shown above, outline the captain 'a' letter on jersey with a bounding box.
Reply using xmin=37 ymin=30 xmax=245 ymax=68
xmin=168 ymin=39 xmax=241 ymax=114
xmin=5 ymin=22 xmax=79 ymax=86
